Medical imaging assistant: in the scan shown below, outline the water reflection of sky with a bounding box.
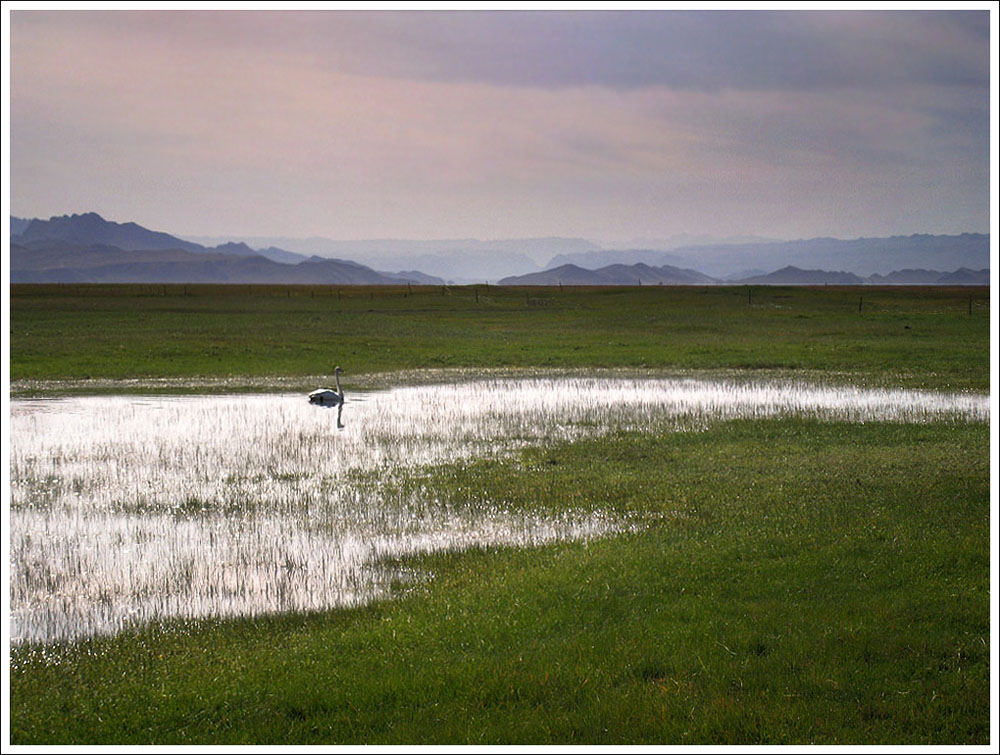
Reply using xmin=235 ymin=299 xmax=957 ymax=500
xmin=9 ymin=377 xmax=989 ymax=644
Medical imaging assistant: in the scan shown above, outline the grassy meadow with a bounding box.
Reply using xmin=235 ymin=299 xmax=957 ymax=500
xmin=8 ymin=283 xmax=992 ymax=745
xmin=10 ymin=283 xmax=990 ymax=390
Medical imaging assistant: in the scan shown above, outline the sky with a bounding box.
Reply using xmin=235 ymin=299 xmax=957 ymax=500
xmin=6 ymin=5 xmax=995 ymax=244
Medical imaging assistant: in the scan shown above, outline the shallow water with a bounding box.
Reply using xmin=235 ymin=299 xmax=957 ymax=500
xmin=9 ymin=376 xmax=988 ymax=644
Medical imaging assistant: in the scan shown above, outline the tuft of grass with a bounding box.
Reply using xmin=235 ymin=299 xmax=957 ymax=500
xmin=10 ymin=419 xmax=989 ymax=744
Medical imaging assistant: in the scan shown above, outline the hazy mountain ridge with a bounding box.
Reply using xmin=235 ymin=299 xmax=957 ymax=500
xmin=18 ymin=212 xmax=208 ymax=254
xmin=255 ymin=246 xmax=312 ymax=264
xmin=934 ymin=268 xmax=991 ymax=285
xmin=547 ymin=233 xmax=989 ymax=279
xmin=182 ymin=234 xmax=601 ymax=282
xmin=11 ymin=241 xmax=212 ymax=273
xmin=669 ymin=234 xmax=989 ymax=278
xmin=737 ymin=265 xmax=987 ymax=286
xmin=184 ymin=234 xmax=600 ymax=261
xmin=10 ymin=214 xmax=445 ymax=285
xmin=621 ymin=234 xmax=783 ymax=249
xmin=10 ymin=213 xmax=989 ymax=286
xmin=865 ymin=269 xmax=949 ymax=285
xmin=500 ymin=262 xmax=987 ymax=287
xmin=500 ymin=262 xmax=716 ymax=286
xmin=10 ymin=216 xmax=32 ymax=236
xmin=738 ymin=266 xmax=866 ymax=285
xmin=10 ymin=240 xmax=442 ymax=285
xmin=547 ymin=248 xmax=692 ymax=270
xmin=161 ymin=229 xmax=996 ymax=283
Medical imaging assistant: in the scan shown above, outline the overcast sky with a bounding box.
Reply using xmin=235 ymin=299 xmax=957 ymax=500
xmin=8 ymin=7 xmax=993 ymax=243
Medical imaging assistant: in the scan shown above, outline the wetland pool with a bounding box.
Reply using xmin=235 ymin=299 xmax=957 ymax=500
xmin=9 ymin=375 xmax=989 ymax=645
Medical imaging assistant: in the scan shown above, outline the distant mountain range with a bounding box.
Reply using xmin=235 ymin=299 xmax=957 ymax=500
xmin=181 ymin=234 xmax=602 ymax=283
xmin=500 ymin=263 xmax=988 ymax=287
xmin=17 ymin=212 xmax=209 ymax=254
xmin=9 ymin=213 xmax=990 ymax=286
xmin=10 ymin=216 xmax=33 ymax=236
xmin=738 ymin=266 xmax=866 ymax=285
xmin=10 ymin=213 xmax=445 ymax=285
xmin=546 ymin=248 xmax=695 ymax=271
xmin=10 ymin=240 xmax=445 ymax=285
xmin=610 ymin=234 xmax=990 ymax=279
xmin=500 ymin=262 xmax=716 ymax=286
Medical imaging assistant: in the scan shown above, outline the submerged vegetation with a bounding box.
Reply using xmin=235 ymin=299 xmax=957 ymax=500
xmin=8 ymin=284 xmax=992 ymax=744
xmin=10 ymin=420 xmax=989 ymax=744
xmin=11 ymin=379 xmax=985 ymax=644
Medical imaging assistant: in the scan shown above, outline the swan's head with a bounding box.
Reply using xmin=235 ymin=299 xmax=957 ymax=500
xmin=334 ymin=366 xmax=342 ymax=375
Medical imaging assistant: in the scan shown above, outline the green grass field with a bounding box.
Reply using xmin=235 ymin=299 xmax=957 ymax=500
xmin=10 ymin=283 xmax=989 ymax=390
xmin=8 ymin=284 xmax=992 ymax=744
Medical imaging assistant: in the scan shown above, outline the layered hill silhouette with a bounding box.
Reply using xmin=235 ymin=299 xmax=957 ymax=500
xmin=184 ymin=234 xmax=599 ymax=283
xmin=500 ymin=263 xmax=988 ymax=287
xmin=738 ymin=266 xmax=865 ymax=285
xmin=11 ymin=213 xmax=444 ymax=285
xmin=9 ymin=212 xmax=990 ymax=286
xmin=10 ymin=240 xmax=440 ymax=285
xmin=736 ymin=265 xmax=988 ymax=286
xmin=18 ymin=212 xmax=209 ymax=254
xmin=499 ymin=262 xmax=716 ymax=286
xmin=546 ymin=233 xmax=990 ymax=279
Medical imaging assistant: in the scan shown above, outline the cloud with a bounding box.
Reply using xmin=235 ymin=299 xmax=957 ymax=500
xmin=15 ymin=9 xmax=990 ymax=92
xmin=8 ymin=9 xmax=991 ymax=240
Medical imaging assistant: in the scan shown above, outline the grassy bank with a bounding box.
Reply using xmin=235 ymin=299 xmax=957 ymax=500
xmin=10 ymin=419 xmax=990 ymax=744
xmin=10 ymin=284 xmax=990 ymax=391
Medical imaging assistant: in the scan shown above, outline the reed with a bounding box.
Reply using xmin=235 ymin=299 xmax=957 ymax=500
xmin=10 ymin=377 xmax=987 ymax=646
xmin=10 ymin=418 xmax=989 ymax=744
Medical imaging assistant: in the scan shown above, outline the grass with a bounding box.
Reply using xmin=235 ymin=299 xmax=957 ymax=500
xmin=9 ymin=419 xmax=990 ymax=744
xmin=7 ymin=284 xmax=992 ymax=744
xmin=10 ymin=283 xmax=990 ymax=391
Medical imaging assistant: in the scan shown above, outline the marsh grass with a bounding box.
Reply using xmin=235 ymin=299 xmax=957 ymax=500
xmin=7 ymin=284 xmax=991 ymax=743
xmin=10 ymin=419 xmax=989 ymax=744
xmin=10 ymin=378 xmax=986 ymax=644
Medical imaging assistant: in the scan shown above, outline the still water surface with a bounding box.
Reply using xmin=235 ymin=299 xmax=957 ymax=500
xmin=9 ymin=376 xmax=988 ymax=644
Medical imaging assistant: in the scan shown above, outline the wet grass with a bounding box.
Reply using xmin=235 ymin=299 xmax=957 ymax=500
xmin=10 ymin=419 xmax=989 ymax=744
xmin=10 ymin=382 xmax=984 ymax=643
xmin=8 ymin=283 xmax=990 ymax=743
xmin=10 ymin=283 xmax=990 ymax=391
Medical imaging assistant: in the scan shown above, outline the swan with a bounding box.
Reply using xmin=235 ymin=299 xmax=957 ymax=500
xmin=309 ymin=366 xmax=344 ymax=406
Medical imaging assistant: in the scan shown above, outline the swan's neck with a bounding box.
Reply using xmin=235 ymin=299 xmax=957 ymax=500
xmin=335 ymin=371 xmax=343 ymax=398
